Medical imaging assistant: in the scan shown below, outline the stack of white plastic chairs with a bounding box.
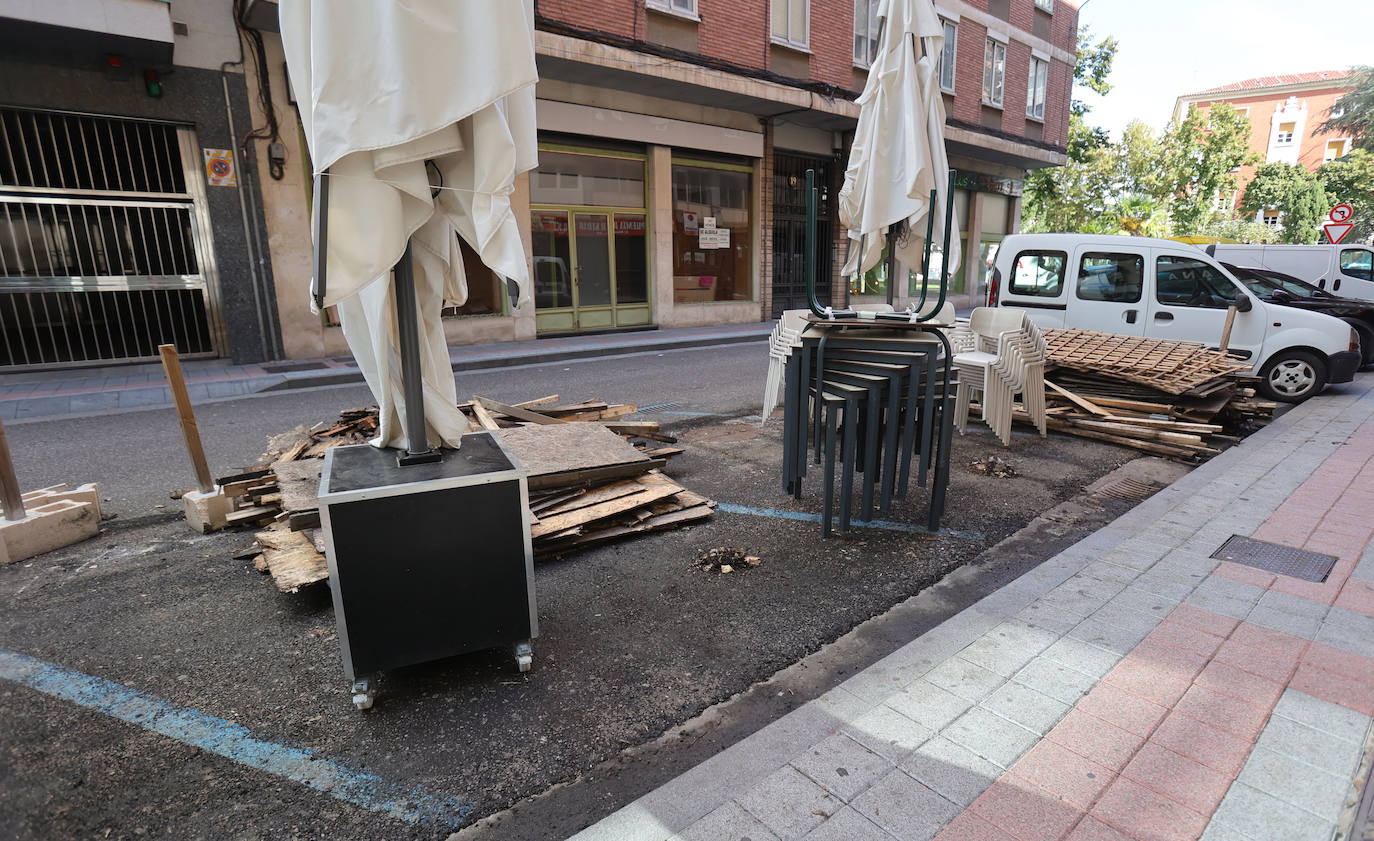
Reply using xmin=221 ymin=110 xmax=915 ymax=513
xmin=950 ymin=307 xmax=1046 ymax=446
xmin=760 ymin=309 xmax=810 ymax=424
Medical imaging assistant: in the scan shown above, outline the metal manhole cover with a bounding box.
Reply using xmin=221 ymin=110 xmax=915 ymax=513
xmin=1211 ymin=535 xmax=1338 ymax=583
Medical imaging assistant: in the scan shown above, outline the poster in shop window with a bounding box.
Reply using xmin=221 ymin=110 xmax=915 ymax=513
xmin=698 ymin=216 xmax=730 ymax=249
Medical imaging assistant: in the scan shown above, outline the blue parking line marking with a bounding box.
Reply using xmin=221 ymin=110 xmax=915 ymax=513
xmin=715 ymin=503 xmax=982 ymax=540
xmin=0 ymin=648 xmax=473 ymax=828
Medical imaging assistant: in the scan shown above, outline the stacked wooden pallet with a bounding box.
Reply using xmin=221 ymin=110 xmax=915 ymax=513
xmin=1002 ymin=329 xmax=1276 ymax=462
xmin=234 ymin=395 xmax=709 ymax=591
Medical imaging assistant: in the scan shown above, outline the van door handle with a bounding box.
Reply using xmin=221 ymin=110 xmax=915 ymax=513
xmin=1334 ymin=278 xmax=1342 ymax=291
xmin=1154 ymin=312 xmax=1174 ymax=322
xmin=1124 ymin=309 xmax=1138 ymax=324
xmin=1318 ymin=279 xmax=1326 ymax=289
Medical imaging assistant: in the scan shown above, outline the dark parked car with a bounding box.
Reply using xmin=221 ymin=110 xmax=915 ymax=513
xmin=1223 ymin=263 xmax=1374 ymax=367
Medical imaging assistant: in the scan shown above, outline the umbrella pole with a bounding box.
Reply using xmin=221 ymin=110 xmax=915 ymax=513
xmin=885 ymin=225 xmax=896 ymax=307
xmin=394 ymin=241 xmax=442 ymax=466
xmin=312 ymin=171 xmax=330 ymax=310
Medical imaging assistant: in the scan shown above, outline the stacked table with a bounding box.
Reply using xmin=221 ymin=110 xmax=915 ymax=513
xmin=779 ymin=318 xmax=955 ymax=535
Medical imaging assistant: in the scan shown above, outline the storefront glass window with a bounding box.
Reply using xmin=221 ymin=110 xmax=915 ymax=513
xmin=531 ymin=210 xmax=572 ymax=309
xmin=615 ymin=213 xmax=648 ymax=304
xmin=672 ymin=162 xmax=753 ymax=303
xmin=531 ymin=151 xmax=645 ymax=207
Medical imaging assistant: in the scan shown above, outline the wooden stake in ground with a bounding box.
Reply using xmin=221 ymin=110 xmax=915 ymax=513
xmin=0 ymin=418 xmax=26 ymax=522
xmin=1218 ymin=305 xmax=1238 ymax=355
xmin=159 ymin=344 xmax=214 ymax=494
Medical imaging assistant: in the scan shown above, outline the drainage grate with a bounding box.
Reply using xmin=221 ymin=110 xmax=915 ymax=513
xmin=260 ymin=361 xmax=330 ymax=373
xmin=636 ymin=402 xmax=680 ymax=414
xmin=1210 ymin=535 xmax=1338 ymax=583
xmin=1094 ymin=477 xmax=1163 ymax=502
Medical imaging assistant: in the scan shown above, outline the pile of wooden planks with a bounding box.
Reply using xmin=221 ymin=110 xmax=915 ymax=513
xmin=997 ymin=330 xmax=1277 ymax=461
xmin=1042 ymin=328 xmax=1251 ymax=396
xmin=231 ymin=395 xmax=709 ymax=591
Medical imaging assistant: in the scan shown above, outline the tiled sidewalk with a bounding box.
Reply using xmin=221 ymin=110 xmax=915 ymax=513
xmin=556 ymin=372 xmax=1374 ymax=841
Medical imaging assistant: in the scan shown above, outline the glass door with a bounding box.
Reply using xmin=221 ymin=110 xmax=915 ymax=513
xmin=573 ymin=212 xmax=613 ymax=330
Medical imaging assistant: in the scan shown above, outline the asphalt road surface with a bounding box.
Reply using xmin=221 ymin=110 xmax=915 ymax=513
xmin=0 ymin=341 xmax=1152 ymax=841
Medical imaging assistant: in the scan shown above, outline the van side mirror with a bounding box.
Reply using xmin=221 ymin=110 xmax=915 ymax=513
xmin=1236 ymin=296 xmax=1253 ymax=313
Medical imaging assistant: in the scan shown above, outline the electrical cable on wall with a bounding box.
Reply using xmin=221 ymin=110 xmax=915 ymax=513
xmin=234 ymin=0 xmax=286 ymax=180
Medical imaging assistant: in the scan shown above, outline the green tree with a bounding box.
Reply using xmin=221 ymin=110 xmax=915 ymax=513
xmin=1115 ymin=120 xmax=1171 ymax=203
xmin=1317 ymin=149 xmax=1374 ymax=240
xmin=1319 ymin=66 xmax=1374 ymax=153
xmin=1022 ymin=30 xmax=1119 ymax=233
xmin=1113 ymin=193 xmax=1169 ymax=237
xmin=1194 ymin=217 xmax=1282 ymax=244
xmin=1240 ymin=163 xmax=1329 ymax=244
xmin=1162 ymin=102 xmax=1257 ymax=234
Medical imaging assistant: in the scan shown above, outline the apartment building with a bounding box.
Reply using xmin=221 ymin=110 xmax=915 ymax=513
xmin=1172 ymin=70 xmax=1355 ymax=227
xmin=0 ymin=0 xmax=1077 ymax=369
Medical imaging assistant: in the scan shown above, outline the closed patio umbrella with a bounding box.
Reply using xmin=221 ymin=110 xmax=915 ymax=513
xmin=839 ymin=0 xmax=960 ymax=287
xmin=280 ymin=0 xmax=538 ymax=452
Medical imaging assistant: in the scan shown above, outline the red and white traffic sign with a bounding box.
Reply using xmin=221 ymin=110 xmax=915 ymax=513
xmin=1325 ymin=204 xmax=1354 ymax=244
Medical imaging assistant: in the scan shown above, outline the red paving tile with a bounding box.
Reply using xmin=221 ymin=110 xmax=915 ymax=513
xmin=1228 ymin=622 xmax=1309 ymax=661
xmin=1075 ymin=682 xmax=1169 ymax=739
xmin=1008 ymin=740 xmax=1116 ymax=811
xmin=1145 ymin=622 xmax=1225 ymax=660
xmin=1149 ymin=711 xmax=1254 ymax=777
xmin=1102 ymin=659 xmax=1194 ymax=709
xmin=1302 ymin=641 xmax=1374 ymax=687
xmin=1213 ymin=561 xmax=1277 ymax=589
xmin=970 ymin=779 xmax=1084 ymax=841
xmin=1212 ymin=638 xmax=1301 ymax=684
xmin=1291 ymin=662 xmax=1374 ymax=716
xmin=1091 ymin=776 xmax=1208 ymax=841
xmin=1121 ymin=741 xmax=1231 ymax=816
xmin=1164 ymin=605 xmax=1238 ymax=638
xmin=1336 ymin=578 xmax=1374 ymax=617
xmin=1047 ymin=710 xmax=1147 ymax=772
xmin=933 ymin=810 xmax=1022 ymax=841
xmin=1172 ymin=683 xmax=1271 ymax=741
xmin=1062 ymin=816 xmax=1135 ymax=841
xmin=1194 ymin=661 xmax=1285 ymax=708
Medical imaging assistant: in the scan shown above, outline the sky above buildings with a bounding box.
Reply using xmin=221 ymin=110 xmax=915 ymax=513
xmin=1073 ymin=0 xmax=1374 ymax=138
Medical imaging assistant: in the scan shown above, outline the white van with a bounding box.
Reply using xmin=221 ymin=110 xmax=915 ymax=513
xmin=990 ymin=234 xmax=1362 ymax=402
xmin=1204 ymin=244 xmax=1374 ymax=302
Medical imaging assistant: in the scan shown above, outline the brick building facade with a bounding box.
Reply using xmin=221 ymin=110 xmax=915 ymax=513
xmin=1173 ymin=71 xmax=1355 ymax=227
xmin=0 ymin=0 xmax=1080 ymax=370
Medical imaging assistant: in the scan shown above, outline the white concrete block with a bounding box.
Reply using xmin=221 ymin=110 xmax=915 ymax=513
xmin=0 ymin=497 xmax=100 ymax=563
xmin=184 ymin=487 xmax=230 ymax=534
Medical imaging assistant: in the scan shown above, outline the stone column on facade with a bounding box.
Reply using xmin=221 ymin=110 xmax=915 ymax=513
xmin=511 ymin=172 xmax=537 ymax=340
xmin=649 ymin=145 xmax=676 ymax=327
xmin=963 ymin=190 xmax=984 ymax=306
xmin=1010 ymin=194 xmax=1023 ymax=234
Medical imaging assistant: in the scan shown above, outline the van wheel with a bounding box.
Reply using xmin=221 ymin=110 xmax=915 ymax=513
xmin=1342 ymin=319 xmax=1374 ymax=367
xmin=1258 ymin=350 xmax=1327 ymax=403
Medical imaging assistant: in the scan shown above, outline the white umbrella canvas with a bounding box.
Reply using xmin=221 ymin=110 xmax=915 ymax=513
xmin=839 ymin=0 xmax=960 ymax=288
xmin=280 ymin=0 xmax=538 ymax=454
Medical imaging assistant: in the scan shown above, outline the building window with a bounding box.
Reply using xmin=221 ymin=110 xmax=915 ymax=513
xmin=1262 ymin=210 xmax=1281 ymax=228
xmin=853 ymin=0 xmax=880 ymax=66
xmin=646 ymin=0 xmax=697 ymax=15
xmin=1214 ymin=190 xmax=1235 ymax=213
xmin=772 ymin=0 xmax=808 ymax=49
xmin=1325 ymin=139 xmax=1350 ymax=163
xmin=672 ymin=160 xmax=754 ymax=304
xmin=1034 ymin=0 xmax=1054 ymax=10
xmin=1276 ymin=122 xmax=1295 ymax=144
xmin=983 ymin=39 xmax=1006 ymax=107
xmin=935 ymin=20 xmax=957 ymax=93
xmin=530 ymin=151 xmax=645 ymax=208
xmin=1332 ymin=104 xmax=1346 ymax=118
xmin=1026 ymin=57 xmax=1048 ymax=121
